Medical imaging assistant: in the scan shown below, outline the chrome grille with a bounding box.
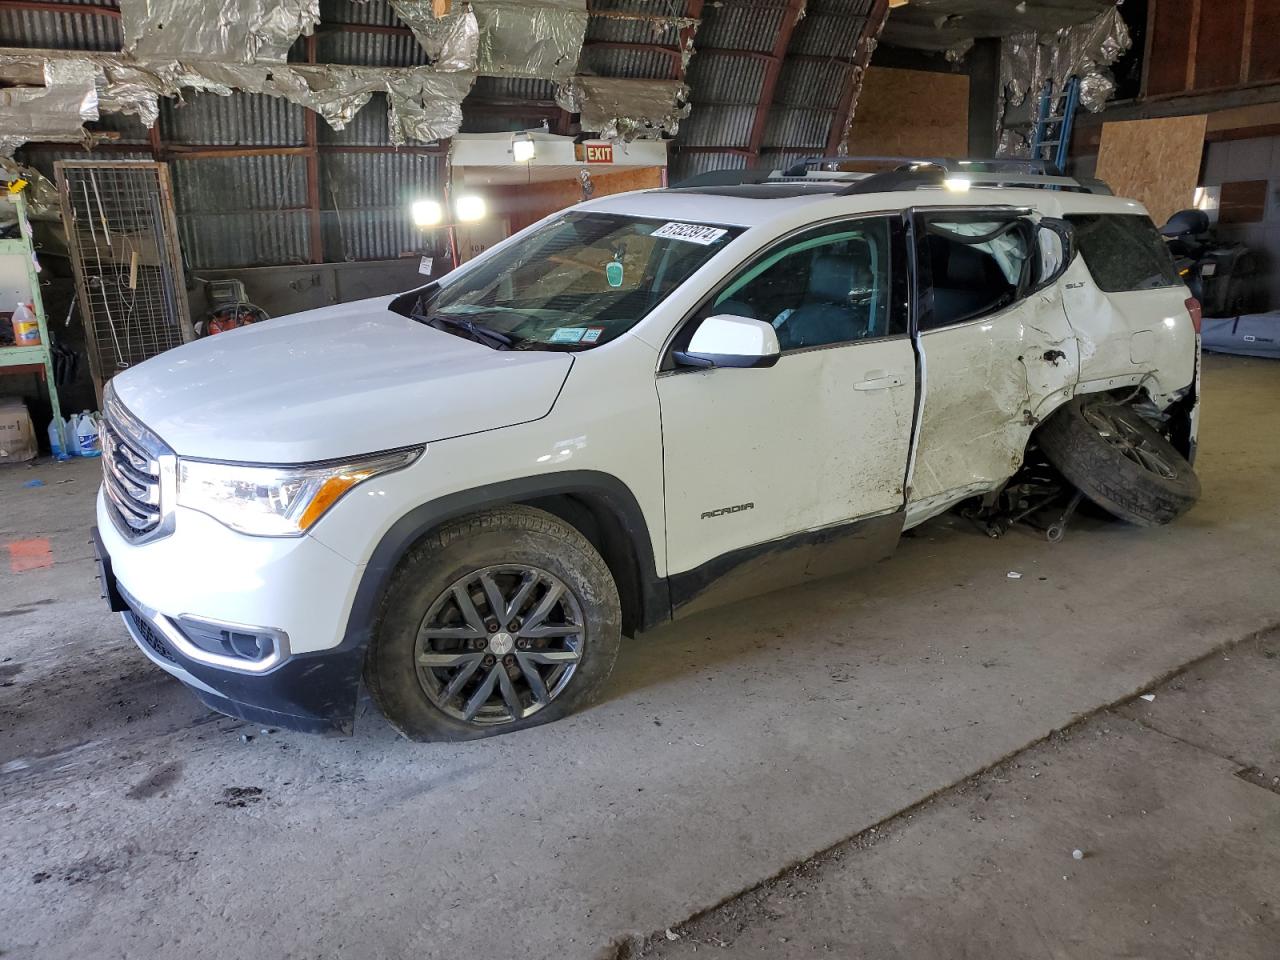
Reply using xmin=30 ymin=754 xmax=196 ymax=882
xmin=102 ymin=387 xmax=174 ymax=543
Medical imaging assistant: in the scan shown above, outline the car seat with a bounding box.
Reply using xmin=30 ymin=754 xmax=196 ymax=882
xmin=778 ymin=254 xmax=871 ymax=349
xmin=929 ymin=238 xmax=1008 ymax=325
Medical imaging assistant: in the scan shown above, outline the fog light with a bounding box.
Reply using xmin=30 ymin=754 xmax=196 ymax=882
xmin=176 ymin=616 xmax=283 ymax=663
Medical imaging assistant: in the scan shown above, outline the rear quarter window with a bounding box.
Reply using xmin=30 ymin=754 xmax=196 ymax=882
xmin=1065 ymin=214 xmax=1183 ymax=293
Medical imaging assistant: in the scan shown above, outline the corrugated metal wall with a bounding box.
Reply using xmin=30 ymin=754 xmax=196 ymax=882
xmin=6 ymin=0 xmax=887 ymax=267
xmin=320 ymin=151 xmax=442 ymax=261
xmin=761 ymin=0 xmax=879 ymax=169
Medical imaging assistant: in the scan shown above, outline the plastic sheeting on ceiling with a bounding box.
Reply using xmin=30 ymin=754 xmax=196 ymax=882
xmin=118 ymin=0 xmax=321 ymax=62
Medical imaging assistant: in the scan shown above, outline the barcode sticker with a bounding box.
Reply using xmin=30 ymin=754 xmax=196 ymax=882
xmin=651 ymin=222 xmax=728 ymax=245
xmin=419 ymin=256 xmax=434 ymax=275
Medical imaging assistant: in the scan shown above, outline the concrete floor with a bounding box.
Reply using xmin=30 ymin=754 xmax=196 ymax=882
xmin=647 ymin=633 xmax=1280 ymax=958
xmin=1 ymin=354 xmax=1277 ymax=960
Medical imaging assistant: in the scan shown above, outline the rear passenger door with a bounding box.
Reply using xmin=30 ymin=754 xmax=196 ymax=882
xmin=906 ymin=208 xmax=1079 ymax=524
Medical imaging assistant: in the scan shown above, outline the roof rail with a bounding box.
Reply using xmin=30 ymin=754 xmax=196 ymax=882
xmin=836 ymin=166 xmax=1108 ymax=196
xmin=673 ymin=155 xmax=1112 ymax=195
xmin=780 ymin=155 xmax=952 ymax=177
xmin=782 ymin=156 xmax=1066 ymax=177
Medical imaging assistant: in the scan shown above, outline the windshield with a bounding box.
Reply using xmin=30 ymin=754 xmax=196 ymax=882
xmin=401 ymin=213 xmax=743 ymax=350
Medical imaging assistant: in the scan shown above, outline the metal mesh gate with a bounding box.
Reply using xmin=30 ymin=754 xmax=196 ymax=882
xmin=54 ymin=161 xmax=194 ymax=400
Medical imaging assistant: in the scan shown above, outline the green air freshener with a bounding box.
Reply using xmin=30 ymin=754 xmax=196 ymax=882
xmin=605 ymin=259 xmax=624 ymax=288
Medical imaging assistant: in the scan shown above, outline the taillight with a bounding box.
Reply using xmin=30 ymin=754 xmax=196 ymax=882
xmin=1185 ymin=296 xmax=1202 ymax=335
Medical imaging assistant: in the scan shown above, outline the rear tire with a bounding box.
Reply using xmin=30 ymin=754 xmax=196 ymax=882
xmin=1038 ymin=396 xmax=1201 ymax=527
xmin=365 ymin=505 xmax=622 ymax=741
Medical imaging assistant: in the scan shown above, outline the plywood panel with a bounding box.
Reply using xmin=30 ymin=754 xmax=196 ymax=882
xmin=1218 ymin=179 xmax=1268 ymax=224
xmin=1146 ymin=0 xmax=1193 ymax=96
xmin=1193 ymin=0 xmax=1247 ymax=90
xmin=1249 ymin=0 xmax=1280 ymax=82
xmin=494 ymin=167 xmax=664 ymax=234
xmin=1200 ymin=101 xmax=1280 ymax=144
xmin=1095 ymin=115 xmax=1208 ymax=225
xmin=847 ymin=67 xmax=969 ymax=158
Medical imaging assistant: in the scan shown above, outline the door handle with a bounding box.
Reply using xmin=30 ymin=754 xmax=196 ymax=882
xmin=854 ymin=371 xmax=904 ymax=391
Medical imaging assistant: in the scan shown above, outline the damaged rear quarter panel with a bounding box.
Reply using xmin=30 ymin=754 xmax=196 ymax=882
xmin=1060 ymin=257 xmax=1196 ymax=404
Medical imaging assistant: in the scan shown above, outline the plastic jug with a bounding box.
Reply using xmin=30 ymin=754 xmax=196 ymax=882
xmin=11 ymin=302 xmax=40 ymax=346
xmin=47 ymin=415 xmax=71 ymax=461
xmin=73 ymin=411 xmax=101 ymax=458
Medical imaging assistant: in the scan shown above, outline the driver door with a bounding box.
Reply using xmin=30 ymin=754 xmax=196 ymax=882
xmin=656 ymin=215 xmax=917 ymax=615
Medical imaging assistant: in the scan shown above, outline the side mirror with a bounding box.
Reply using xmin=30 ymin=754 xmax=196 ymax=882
xmin=673 ymin=314 xmax=781 ymax=370
xmin=1032 ymin=217 xmax=1076 ymax=292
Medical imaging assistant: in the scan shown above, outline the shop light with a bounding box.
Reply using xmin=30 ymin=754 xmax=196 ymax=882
xmin=411 ymin=199 xmax=444 ymax=227
xmin=512 ymin=133 xmax=536 ymax=163
xmin=944 ymin=176 xmax=972 ymax=192
xmin=455 ymin=195 xmax=486 ymax=222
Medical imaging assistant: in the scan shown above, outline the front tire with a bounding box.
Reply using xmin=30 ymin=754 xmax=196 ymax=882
xmin=365 ymin=505 xmax=622 ymax=741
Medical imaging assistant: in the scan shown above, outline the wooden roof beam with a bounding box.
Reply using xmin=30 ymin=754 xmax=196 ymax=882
xmin=746 ymin=0 xmax=805 ymax=158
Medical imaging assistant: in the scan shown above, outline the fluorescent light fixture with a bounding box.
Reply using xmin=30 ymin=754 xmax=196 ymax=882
xmin=455 ymin=194 xmax=486 ymax=222
xmin=410 ymin=199 xmax=443 ymax=227
xmin=512 ymin=133 xmax=536 ymax=163
xmin=944 ymin=176 xmax=972 ymax=192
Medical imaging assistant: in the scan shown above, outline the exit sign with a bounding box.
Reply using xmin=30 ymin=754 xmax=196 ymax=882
xmin=583 ymin=142 xmax=613 ymax=163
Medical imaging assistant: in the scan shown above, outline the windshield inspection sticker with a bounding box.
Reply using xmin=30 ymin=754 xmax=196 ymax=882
xmin=581 ymin=327 xmax=604 ymax=343
xmin=652 ymin=222 xmax=728 ymax=245
xmin=550 ymin=327 xmax=587 ymax=344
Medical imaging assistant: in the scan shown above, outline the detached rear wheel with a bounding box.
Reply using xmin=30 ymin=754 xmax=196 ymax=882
xmin=1038 ymin=396 xmax=1201 ymax=526
xmin=367 ymin=506 xmax=621 ymax=741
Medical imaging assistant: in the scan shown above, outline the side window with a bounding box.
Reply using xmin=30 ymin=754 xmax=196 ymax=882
xmin=920 ymin=216 xmax=1033 ymax=330
xmin=1065 ymin=214 xmax=1182 ymax=292
xmin=704 ymin=218 xmax=901 ymax=351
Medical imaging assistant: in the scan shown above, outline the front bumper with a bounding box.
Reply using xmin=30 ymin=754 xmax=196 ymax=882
xmin=93 ymin=506 xmax=369 ymax=735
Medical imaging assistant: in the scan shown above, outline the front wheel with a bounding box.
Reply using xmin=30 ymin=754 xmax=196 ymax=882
xmin=366 ymin=505 xmax=622 ymax=741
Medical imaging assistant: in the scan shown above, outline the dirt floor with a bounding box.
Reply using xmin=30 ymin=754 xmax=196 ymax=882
xmin=1 ymin=354 xmax=1277 ymax=960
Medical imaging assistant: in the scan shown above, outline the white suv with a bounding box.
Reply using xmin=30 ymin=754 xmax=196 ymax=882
xmin=92 ymin=160 xmax=1202 ymax=740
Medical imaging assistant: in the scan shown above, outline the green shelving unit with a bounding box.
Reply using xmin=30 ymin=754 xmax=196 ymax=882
xmin=0 ymin=187 xmax=65 ymax=451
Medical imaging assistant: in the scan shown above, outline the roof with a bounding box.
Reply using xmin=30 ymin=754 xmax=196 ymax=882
xmin=579 ymin=188 xmax=834 ymax=227
xmin=579 ymin=181 xmax=1150 ymax=229
xmin=668 ymin=182 xmax=846 ymax=199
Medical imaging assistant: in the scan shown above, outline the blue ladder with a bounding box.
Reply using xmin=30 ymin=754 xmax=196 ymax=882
xmin=1031 ymin=76 xmax=1081 ymax=174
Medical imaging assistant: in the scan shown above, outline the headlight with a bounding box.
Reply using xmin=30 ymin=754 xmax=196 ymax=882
xmin=177 ymin=448 xmax=421 ymax=537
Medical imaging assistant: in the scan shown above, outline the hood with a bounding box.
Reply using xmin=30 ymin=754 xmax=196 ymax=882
xmin=110 ymin=296 xmax=573 ymax=462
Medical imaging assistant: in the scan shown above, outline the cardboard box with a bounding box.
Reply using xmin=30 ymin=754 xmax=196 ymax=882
xmin=0 ymin=399 xmax=37 ymax=463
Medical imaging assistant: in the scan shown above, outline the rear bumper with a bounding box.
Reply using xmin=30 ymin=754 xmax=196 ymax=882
xmin=95 ymin=525 xmax=365 ymax=735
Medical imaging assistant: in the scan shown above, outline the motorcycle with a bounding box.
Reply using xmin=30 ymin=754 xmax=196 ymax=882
xmin=1162 ymin=209 xmax=1280 ymax=359
xmin=1160 ymin=208 xmax=1258 ymax=318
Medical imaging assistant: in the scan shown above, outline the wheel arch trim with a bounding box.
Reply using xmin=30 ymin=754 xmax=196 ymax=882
xmin=340 ymin=470 xmax=670 ymax=659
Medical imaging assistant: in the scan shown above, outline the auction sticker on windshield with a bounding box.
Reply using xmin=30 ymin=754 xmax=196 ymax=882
xmin=651 ymin=222 xmax=729 ymax=245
